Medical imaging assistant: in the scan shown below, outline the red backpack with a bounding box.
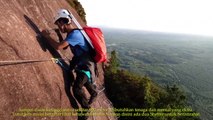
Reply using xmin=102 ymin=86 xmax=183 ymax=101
xmin=82 ymin=27 xmax=107 ymax=63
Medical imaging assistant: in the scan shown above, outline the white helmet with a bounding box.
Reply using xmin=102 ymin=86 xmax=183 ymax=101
xmin=54 ymin=9 xmax=72 ymax=24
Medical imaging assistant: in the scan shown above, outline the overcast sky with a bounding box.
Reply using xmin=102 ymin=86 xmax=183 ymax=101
xmin=78 ymin=0 xmax=213 ymax=36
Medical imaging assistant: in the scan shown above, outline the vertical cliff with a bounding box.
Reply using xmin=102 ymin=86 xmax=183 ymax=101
xmin=0 ymin=0 xmax=116 ymax=120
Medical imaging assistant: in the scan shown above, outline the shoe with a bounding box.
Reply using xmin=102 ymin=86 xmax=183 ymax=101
xmin=78 ymin=108 xmax=90 ymax=120
xmin=78 ymin=115 xmax=89 ymax=120
xmin=88 ymin=93 xmax=97 ymax=105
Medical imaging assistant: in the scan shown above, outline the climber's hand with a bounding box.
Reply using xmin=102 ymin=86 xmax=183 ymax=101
xmin=41 ymin=29 xmax=56 ymax=41
xmin=41 ymin=29 xmax=50 ymax=38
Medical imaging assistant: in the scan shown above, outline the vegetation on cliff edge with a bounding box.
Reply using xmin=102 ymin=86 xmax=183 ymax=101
xmin=105 ymin=50 xmax=200 ymax=120
xmin=66 ymin=0 xmax=87 ymax=24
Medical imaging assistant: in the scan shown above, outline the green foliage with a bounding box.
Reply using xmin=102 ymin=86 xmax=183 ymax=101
xmin=104 ymin=50 xmax=200 ymax=120
xmin=66 ymin=0 xmax=87 ymax=24
xmin=107 ymin=50 xmax=120 ymax=73
xmin=165 ymin=85 xmax=186 ymax=108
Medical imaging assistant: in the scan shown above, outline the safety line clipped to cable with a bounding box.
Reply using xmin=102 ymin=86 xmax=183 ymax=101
xmin=51 ymin=58 xmax=69 ymax=70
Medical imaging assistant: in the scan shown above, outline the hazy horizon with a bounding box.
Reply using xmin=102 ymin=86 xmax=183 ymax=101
xmin=101 ymin=26 xmax=213 ymax=38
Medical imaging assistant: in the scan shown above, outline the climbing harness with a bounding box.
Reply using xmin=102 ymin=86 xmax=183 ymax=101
xmin=80 ymin=70 xmax=92 ymax=83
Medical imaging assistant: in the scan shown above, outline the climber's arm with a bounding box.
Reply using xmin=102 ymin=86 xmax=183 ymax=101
xmin=41 ymin=30 xmax=69 ymax=50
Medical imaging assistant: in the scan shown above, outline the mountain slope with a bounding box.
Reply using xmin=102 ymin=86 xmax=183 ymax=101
xmin=0 ymin=0 xmax=115 ymax=120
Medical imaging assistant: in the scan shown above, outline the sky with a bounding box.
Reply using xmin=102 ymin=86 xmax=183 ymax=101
xmin=78 ymin=0 xmax=213 ymax=36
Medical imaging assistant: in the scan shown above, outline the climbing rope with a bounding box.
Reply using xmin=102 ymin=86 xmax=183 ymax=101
xmin=0 ymin=58 xmax=68 ymax=66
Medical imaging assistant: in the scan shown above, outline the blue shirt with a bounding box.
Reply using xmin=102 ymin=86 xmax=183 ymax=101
xmin=65 ymin=30 xmax=89 ymax=57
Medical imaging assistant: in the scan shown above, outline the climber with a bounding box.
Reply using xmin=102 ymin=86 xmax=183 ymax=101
xmin=41 ymin=9 xmax=97 ymax=109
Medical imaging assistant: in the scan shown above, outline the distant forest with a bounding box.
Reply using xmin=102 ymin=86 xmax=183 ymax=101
xmin=103 ymin=28 xmax=213 ymax=120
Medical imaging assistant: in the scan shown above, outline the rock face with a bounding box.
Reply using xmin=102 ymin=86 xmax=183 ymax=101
xmin=0 ymin=0 xmax=116 ymax=120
